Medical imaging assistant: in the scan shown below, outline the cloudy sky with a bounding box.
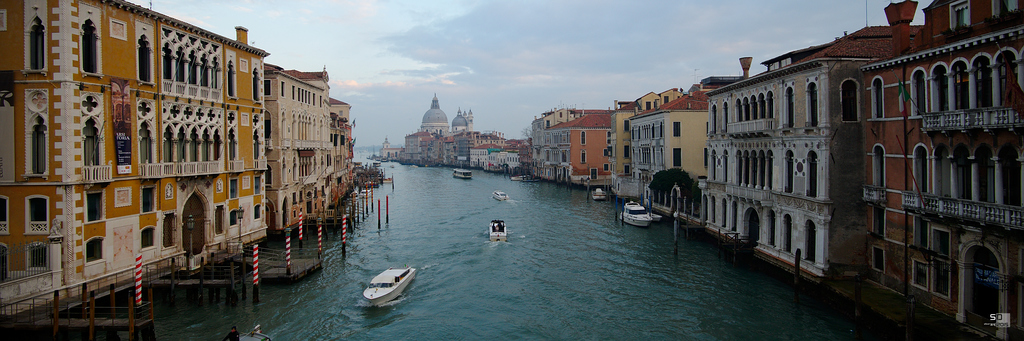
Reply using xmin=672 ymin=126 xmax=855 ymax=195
xmin=132 ymin=0 xmax=923 ymax=149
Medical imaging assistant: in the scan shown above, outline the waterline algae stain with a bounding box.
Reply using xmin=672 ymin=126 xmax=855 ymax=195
xmin=155 ymin=160 xmax=871 ymax=340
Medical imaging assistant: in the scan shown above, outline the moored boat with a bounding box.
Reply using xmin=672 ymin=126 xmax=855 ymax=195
xmin=489 ymin=220 xmax=507 ymax=242
xmin=510 ymin=175 xmax=523 ymax=181
xmin=591 ymin=188 xmax=607 ymax=201
xmin=363 ymin=267 xmax=416 ymax=306
xmin=621 ymin=201 xmax=652 ymax=227
xmin=382 ymin=177 xmax=393 ymax=184
xmin=235 ymin=325 xmax=272 ymax=341
xmin=453 ymin=169 xmax=472 ymax=179
xmin=492 ymin=190 xmax=509 ymax=201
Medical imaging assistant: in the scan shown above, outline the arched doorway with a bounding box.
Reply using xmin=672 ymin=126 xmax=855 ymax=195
xmin=744 ymin=207 xmax=760 ymax=244
xmin=282 ymin=197 xmax=289 ymax=231
xmin=181 ymin=193 xmax=207 ymax=256
xmin=266 ymin=201 xmax=277 ymax=231
xmin=969 ymin=246 xmax=1001 ymax=319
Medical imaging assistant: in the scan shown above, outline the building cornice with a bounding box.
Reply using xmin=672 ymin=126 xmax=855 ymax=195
xmin=862 ymin=26 xmax=1024 ymax=71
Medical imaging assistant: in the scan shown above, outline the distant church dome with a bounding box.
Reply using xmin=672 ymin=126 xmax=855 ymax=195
xmin=422 ymin=95 xmax=448 ymax=125
xmin=452 ymin=113 xmax=468 ymax=127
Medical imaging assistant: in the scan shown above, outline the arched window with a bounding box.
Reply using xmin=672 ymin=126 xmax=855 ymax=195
xmin=912 ymin=70 xmax=926 ymax=115
xmin=710 ymin=105 xmax=717 ymax=133
xmin=176 ymin=128 xmax=186 ymax=162
xmin=139 ymin=123 xmax=152 ymax=164
xmin=758 ymin=94 xmax=766 ymax=119
xmin=743 ymin=97 xmax=750 ymax=121
xmin=935 ymin=146 xmax=952 ymax=196
xmin=952 ymin=61 xmax=969 ymax=110
xmin=954 ymin=146 xmax=972 ymax=199
xmin=913 ymin=146 xmax=928 ymax=194
xmin=786 ymin=87 xmax=795 ymax=127
xmin=201 ymin=130 xmax=211 ymax=161
xmin=872 ymin=78 xmax=884 ymax=118
xmin=174 ymin=48 xmax=185 ymax=82
xmin=83 ymin=119 xmax=99 ymax=166
xmin=137 ymin=36 xmax=151 ymax=82
xmin=807 ymin=83 xmax=819 ymax=126
xmin=977 ymin=146 xmax=994 ymax=202
xmin=252 ymin=70 xmax=260 ymax=100
xmin=805 ymin=221 xmax=816 ymax=262
xmin=162 ymin=44 xmax=173 ymax=80
xmin=581 ymin=150 xmax=587 ymax=164
xmin=228 ymin=130 xmax=237 ymax=161
xmin=975 ymin=57 xmax=993 ymax=108
xmin=768 ymin=210 xmax=776 ymax=246
xmin=253 ymin=133 xmax=261 ymax=159
xmin=30 ymin=18 xmax=45 ymax=70
xmin=227 ymin=61 xmax=236 ymax=97
xmin=187 ymin=51 xmax=198 ymax=85
xmin=999 ymin=146 xmax=1022 ymax=206
xmin=189 ymin=129 xmax=199 ymax=162
xmin=163 ymin=127 xmax=174 ymax=162
xmin=841 ymin=80 xmax=858 ymax=121
xmin=766 ymin=151 xmax=774 ymax=191
xmin=82 ymin=20 xmax=98 ymax=73
xmin=783 ymin=215 xmax=793 ymax=252
xmin=933 ymin=65 xmax=950 ymax=111
xmin=200 ymin=55 xmax=209 ymax=87
xmin=32 ymin=117 xmax=46 ymax=174
xmin=580 ymin=131 xmax=587 ymax=145
xmin=873 ymin=146 xmax=885 ymax=187
xmin=214 ymin=131 xmax=222 ymax=160
xmin=807 ymin=151 xmax=818 ymax=197
xmin=736 ymin=99 xmax=742 ymax=122
xmin=141 ymin=227 xmax=155 ymax=248
xmin=723 ymin=151 xmax=729 ymax=183
xmin=766 ymin=92 xmax=774 ymax=118
xmin=997 ymin=51 xmax=1018 ymax=106
xmin=85 ymin=238 xmax=103 ymax=262
xmin=722 ymin=103 xmax=729 ymax=129
xmin=731 ymin=201 xmax=738 ymax=231
xmin=710 ymin=151 xmax=717 ymax=180
xmin=785 ymin=150 xmax=794 ymax=193
xmin=211 ymin=57 xmax=220 ymax=89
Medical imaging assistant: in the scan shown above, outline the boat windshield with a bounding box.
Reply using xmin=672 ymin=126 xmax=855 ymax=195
xmin=368 ymin=282 xmax=394 ymax=289
xmin=626 ymin=208 xmax=647 ymax=215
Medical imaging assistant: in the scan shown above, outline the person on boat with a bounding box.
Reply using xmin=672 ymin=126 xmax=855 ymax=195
xmin=222 ymin=326 xmax=240 ymax=341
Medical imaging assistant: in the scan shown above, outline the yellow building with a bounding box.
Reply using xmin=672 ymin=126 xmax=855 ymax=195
xmin=0 ymin=0 xmax=269 ymax=301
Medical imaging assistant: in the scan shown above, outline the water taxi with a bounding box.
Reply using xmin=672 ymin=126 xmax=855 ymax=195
xmin=591 ymin=188 xmax=607 ymax=201
xmin=453 ymin=169 xmax=472 ymax=179
xmin=363 ymin=267 xmax=416 ymax=306
xmin=621 ymin=201 xmax=653 ymax=227
xmin=489 ymin=220 xmax=507 ymax=242
xmin=492 ymin=190 xmax=509 ymax=201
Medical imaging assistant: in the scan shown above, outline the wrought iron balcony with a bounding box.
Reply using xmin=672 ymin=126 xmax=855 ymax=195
xmin=921 ymin=107 xmax=1024 ymax=132
xmin=902 ymin=190 xmax=1024 ymax=230
xmin=863 ymin=185 xmax=887 ymax=205
xmin=82 ymin=164 xmax=112 ymax=183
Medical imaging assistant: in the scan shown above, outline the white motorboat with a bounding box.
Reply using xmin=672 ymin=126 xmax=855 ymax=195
xmin=382 ymin=177 xmax=393 ymax=184
xmin=510 ymin=175 xmax=523 ymax=181
xmin=363 ymin=267 xmax=416 ymax=306
xmin=651 ymin=214 xmax=663 ymax=222
xmin=591 ymin=188 xmax=607 ymax=201
xmin=453 ymin=169 xmax=472 ymax=179
xmin=489 ymin=220 xmax=507 ymax=242
xmin=621 ymin=201 xmax=653 ymax=227
xmin=492 ymin=190 xmax=509 ymax=201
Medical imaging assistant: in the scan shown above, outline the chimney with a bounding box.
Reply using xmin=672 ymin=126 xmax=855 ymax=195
xmin=739 ymin=57 xmax=753 ymax=79
xmin=235 ymin=26 xmax=249 ymax=44
xmin=884 ymin=1 xmax=918 ymax=56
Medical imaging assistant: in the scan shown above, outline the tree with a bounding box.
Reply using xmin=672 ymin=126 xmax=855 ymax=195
xmin=649 ymin=168 xmax=700 ymax=199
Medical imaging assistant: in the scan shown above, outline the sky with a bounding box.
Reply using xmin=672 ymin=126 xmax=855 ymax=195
xmin=131 ymin=0 xmax=925 ymax=149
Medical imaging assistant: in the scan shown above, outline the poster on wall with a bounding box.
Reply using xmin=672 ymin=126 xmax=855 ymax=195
xmin=0 ymin=71 xmax=14 ymax=182
xmin=111 ymin=78 xmax=132 ymax=174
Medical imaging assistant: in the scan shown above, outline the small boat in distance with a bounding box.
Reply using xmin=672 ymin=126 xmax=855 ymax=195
xmin=489 ymin=220 xmax=507 ymax=242
xmin=510 ymin=175 xmax=523 ymax=181
xmin=591 ymin=188 xmax=607 ymax=201
xmin=453 ymin=169 xmax=473 ymax=179
xmin=237 ymin=325 xmax=272 ymax=341
xmin=519 ymin=175 xmax=539 ymax=182
xmin=492 ymin=190 xmax=509 ymax=201
xmin=363 ymin=267 xmax=417 ymax=306
xmin=621 ymin=201 xmax=653 ymax=227
xmin=382 ymin=177 xmax=393 ymax=184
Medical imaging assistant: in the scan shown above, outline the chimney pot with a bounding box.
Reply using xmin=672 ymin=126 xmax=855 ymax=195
xmin=739 ymin=57 xmax=753 ymax=79
xmin=235 ymin=26 xmax=249 ymax=44
xmin=884 ymin=1 xmax=918 ymax=56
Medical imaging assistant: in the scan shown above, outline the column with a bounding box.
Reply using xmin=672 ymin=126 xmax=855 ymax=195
xmin=968 ymin=66 xmax=978 ymax=109
xmin=971 ymin=156 xmax=980 ymax=201
xmin=950 ymin=154 xmax=959 ymax=199
xmin=994 ymin=156 xmax=1004 ymax=205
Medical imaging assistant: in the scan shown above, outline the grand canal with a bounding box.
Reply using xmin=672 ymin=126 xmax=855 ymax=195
xmin=153 ymin=160 xmax=872 ymax=340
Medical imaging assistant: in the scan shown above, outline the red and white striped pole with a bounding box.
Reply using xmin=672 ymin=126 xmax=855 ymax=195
xmin=298 ymin=213 xmax=304 ymax=241
xmin=252 ymin=245 xmax=260 ymax=303
xmin=317 ymin=218 xmax=323 ymax=256
xmin=285 ymin=229 xmax=292 ymax=275
xmin=342 ymin=215 xmax=348 ymax=257
xmin=134 ymin=254 xmax=142 ymax=305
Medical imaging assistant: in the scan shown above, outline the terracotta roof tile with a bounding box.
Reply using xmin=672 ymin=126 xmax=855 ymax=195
xmin=329 ymin=97 xmax=349 ymax=105
xmin=549 ymin=113 xmax=611 ymax=129
xmin=635 ymin=91 xmax=709 ymax=116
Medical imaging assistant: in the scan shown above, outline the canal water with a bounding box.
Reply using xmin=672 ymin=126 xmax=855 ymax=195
xmin=153 ymin=159 xmax=872 ymax=340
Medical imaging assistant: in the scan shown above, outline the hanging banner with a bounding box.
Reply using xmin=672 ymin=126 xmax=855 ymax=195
xmin=0 ymin=71 xmax=13 ymax=182
xmin=111 ymin=78 xmax=132 ymax=174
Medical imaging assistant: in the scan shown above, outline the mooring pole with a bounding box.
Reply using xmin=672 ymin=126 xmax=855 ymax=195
xmin=794 ymin=249 xmax=801 ymax=304
xmin=855 ymin=274 xmax=862 ymax=339
xmin=89 ymin=291 xmax=96 ymax=341
xmin=386 ymin=196 xmax=389 ymax=224
xmin=252 ymin=244 xmax=260 ymax=304
xmin=906 ymin=295 xmax=916 ymax=341
xmin=52 ymin=291 xmax=59 ymax=339
xmin=378 ymin=200 xmax=381 ymax=229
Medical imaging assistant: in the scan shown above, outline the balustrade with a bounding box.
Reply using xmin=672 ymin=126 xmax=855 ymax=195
xmin=862 ymin=185 xmax=887 ymax=205
xmin=902 ymin=190 xmax=1024 ymax=229
xmin=82 ymin=164 xmax=112 ymax=183
xmin=921 ymin=107 xmax=1024 ymax=132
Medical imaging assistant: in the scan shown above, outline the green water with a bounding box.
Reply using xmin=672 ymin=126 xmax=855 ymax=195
xmin=153 ymin=161 xmax=871 ymax=340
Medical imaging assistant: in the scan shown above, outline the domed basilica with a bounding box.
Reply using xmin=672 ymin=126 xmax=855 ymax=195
xmin=420 ymin=94 xmax=473 ymax=136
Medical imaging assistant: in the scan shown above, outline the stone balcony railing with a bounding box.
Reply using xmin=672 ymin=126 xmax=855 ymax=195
xmin=727 ymin=118 xmax=775 ymax=137
xmin=863 ymin=185 xmax=887 ymax=205
xmin=921 ymin=107 xmax=1024 ymax=132
xmin=177 ymin=161 xmax=221 ymax=177
xmin=725 ymin=184 xmax=771 ymax=202
xmin=161 ymin=79 xmax=221 ymax=102
xmin=902 ymin=190 xmax=1024 ymax=230
xmin=82 ymin=164 xmax=112 ymax=183
xmin=255 ymin=159 xmax=267 ymax=170
xmin=228 ymin=160 xmax=244 ymax=172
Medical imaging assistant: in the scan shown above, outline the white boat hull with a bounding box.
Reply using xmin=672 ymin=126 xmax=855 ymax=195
xmin=363 ymin=268 xmax=416 ymax=306
xmin=622 ymin=214 xmax=652 ymax=227
xmin=490 ymin=232 xmax=507 ymax=242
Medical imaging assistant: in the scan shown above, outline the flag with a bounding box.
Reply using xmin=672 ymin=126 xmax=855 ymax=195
xmin=1004 ymin=69 xmax=1024 ymax=120
xmin=897 ymin=79 xmax=911 ymax=117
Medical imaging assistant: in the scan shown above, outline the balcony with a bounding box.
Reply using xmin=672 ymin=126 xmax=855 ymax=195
xmin=140 ymin=163 xmax=174 ymax=178
xmin=727 ymin=118 xmax=775 ymax=137
xmin=160 ymin=79 xmax=221 ymax=101
xmin=921 ymin=107 xmax=1024 ymax=133
xmin=902 ymin=191 xmax=1024 ymax=230
xmin=725 ymin=184 xmax=771 ymax=202
xmin=863 ymin=185 xmax=887 ymax=205
xmin=228 ymin=160 xmax=244 ymax=172
xmin=82 ymin=164 xmax=112 ymax=183
xmin=177 ymin=161 xmax=221 ymax=177
xmin=255 ymin=159 xmax=267 ymax=170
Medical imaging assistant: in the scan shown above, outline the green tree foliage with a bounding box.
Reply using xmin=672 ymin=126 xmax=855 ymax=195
xmin=648 ymin=168 xmax=700 ymax=199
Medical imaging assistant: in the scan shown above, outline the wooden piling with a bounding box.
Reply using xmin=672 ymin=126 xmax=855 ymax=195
xmin=89 ymin=291 xmax=96 ymax=341
xmin=129 ymin=289 xmax=136 ymax=341
xmin=148 ymin=286 xmax=155 ymax=321
xmin=794 ymin=249 xmax=801 ymax=303
xmin=81 ymin=282 xmax=88 ymax=318
xmin=378 ymin=200 xmax=381 ymax=229
xmin=855 ymin=274 xmax=862 ymax=339
xmin=52 ymin=291 xmax=59 ymax=339
xmin=198 ymin=257 xmax=205 ymax=306
xmin=906 ymin=295 xmax=915 ymax=341
xmin=109 ymin=284 xmax=116 ymax=318
xmin=386 ymin=196 xmax=389 ymax=224
xmin=169 ymin=257 xmax=176 ymax=306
